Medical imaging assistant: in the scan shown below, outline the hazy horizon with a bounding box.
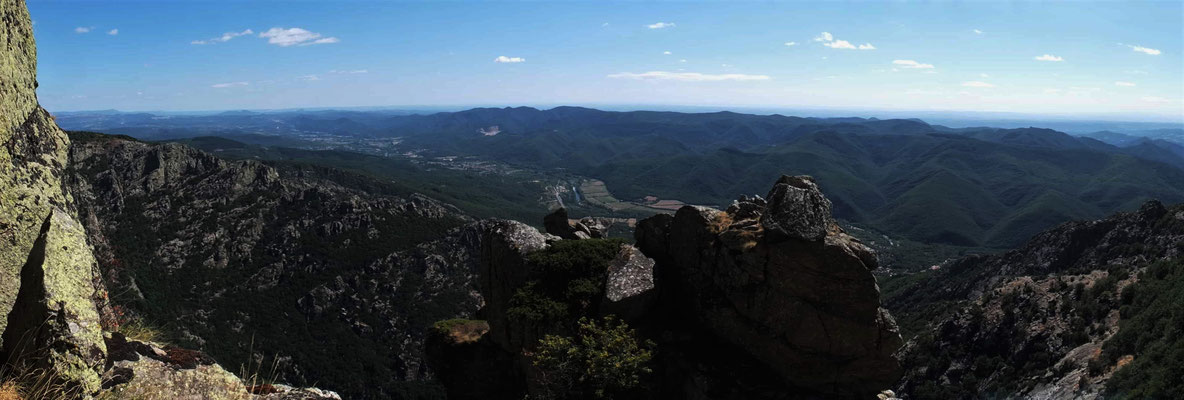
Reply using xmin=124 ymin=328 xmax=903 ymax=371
xmin=29 ymin=1 xmax=1183 ymax=120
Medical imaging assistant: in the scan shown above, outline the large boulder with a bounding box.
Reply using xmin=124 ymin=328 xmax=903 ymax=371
xmin=759 ymin=175 xmax=834 ymax=242
xmin=635 ymin=175 xmax=903 ymax=398
xmin=2 ymin=209 xmax=108 ymax=394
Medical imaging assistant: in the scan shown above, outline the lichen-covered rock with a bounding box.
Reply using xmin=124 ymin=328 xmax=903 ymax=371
xmin=249 ymin=384 xmax=342 ymax=400
xmin=102 ymin=332 xmax=249 ymax=400
xmin=604 ymin=245 xmax=655 ymax=303
xmin=600 ymin=244 xmax=657 ymax=322
xmin=1 ymin=0 xmax=80 ymax=345
xmin=0 ymin=3 xmax=110 ymax=392
xmin=2 ymin=208 xmax=108 ymax=394
xmin=759 ymin=175 xmax=833 ymax=242
xmin=635 ymin=175 xmax=902 ymax=398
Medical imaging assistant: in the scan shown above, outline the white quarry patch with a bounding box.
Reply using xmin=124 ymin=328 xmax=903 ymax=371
xmin=478 ymin=125 xmax=501 ymax=136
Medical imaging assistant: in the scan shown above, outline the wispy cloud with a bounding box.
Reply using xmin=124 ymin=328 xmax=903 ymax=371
xmin=1034 ymin=54 xmax=1064 ymax=62
xmin=494 ymin=56 xmax=525 ymax=63
xmin=211 ymin=81 xmax=249 ymax=88
xmin=1114 ymin=81 xmax=1136 ymax=87
xmin=973 ymin=29 xmax=984 ymax=34
xmin=107 ymin=29 xmax=118 ymax=36
xmin=961 ymin=81 xmax=995 ymax=88
xmin=330 ymin=69 xmax=368 ymax=74
xmin=814 ymin=32 xmax=874 ymax=50
xmin=784 ymin=41 xmax=797 ymax=47
xmin=1142 ymin=96 xmax=1172 ymax=103
xmin=302 ymin=75 xmax=320 ymax=81
xmin=608 ymin=71 xmax=769 ymax=82
xmin=647 ymin=22 xmax=675 ymax=29
xmin=1128 ymin=45 xmax=1161 ymax=55
xmin=259 ymin=27 xmax=339 ymax=47
xmin=192 ymin=29 xmax=254 ymax=45
xmin=893 ymin=59 xmax=934 ymax=69
xmin=74 ymin=26 xmax=92 ymax=33
xmin=663 ymin=51 xmax=672 ymax=55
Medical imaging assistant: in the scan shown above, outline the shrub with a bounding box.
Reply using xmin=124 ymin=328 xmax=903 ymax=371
xmin=528 ymin=316 xmax=653 ymax=399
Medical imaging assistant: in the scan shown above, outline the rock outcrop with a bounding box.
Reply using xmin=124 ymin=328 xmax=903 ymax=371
xmin=1 ymin=0 xmax=108 ymax=393
xmin=635 ymin=175 xmax=903 ymax=397
xmin=892 ymin=200 xmax=1184 ymax=399
xmin=428 ymin=175 xmax=903 ymax=399
xmin=543 ymin=207 xmax=608 ymax=239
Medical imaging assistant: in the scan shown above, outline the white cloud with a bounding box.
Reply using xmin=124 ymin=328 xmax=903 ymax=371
xmin=663 ymin=51 xmax=672 ymax=55
xmin=302 ymin=75 xmax=320 ymax=81
xmin=1114 ymin=81 xmax=1136 ymax=87
xmin=961 ymin=81 xmax=995 ymax=88
xmin=211 ymin=81 xmax=248 ymax=88
xmin=607 ymin=71 xmax=770 ymax=81
xmin=259 ymin=27 xmax=338 ymax=47
xmin=330 ymin=69 xmax=368 ymax=74
xmin=192 ymin=29 xmax=254 ymax=45
xmin=892 ymin=59 xmax=934 ymax=69
xmin=784 ymin=41 xmax=797 ymax=47
xmin=980 ymin=73 xmax=990 ymax=78
xmin=107 ymin=29 xmax=118 ymax=36
xmin=494 ymin=56 xmax=525 ymax=63
xmin=679 ymin=59 xmax=687 ymax=63
xmin=1034 ymin=54 xmax=1064 ymax=62
xmin=973 ymin=29 xmax=984 ymax=34
xmin=824 ymin=40 xmax=856 ymax=49
xmin=1128 ymin=45 xmax=1161 ymax=55
xmin=814 ymin=32 xmax=874 ymax=50
xmin=1142 ymin=96 xmax=1172 ymax=103
xmin=647 ymin=22 xmax=675 ymax=29
xmin=74 ymin=26 xmax=92 ymax=33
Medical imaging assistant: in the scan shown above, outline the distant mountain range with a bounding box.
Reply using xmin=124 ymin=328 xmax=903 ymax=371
xmin=56 ymin=106 xmax=1184 ymax=249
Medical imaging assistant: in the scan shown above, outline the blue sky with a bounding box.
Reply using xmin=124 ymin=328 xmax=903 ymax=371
xmin=28 ymin=1 xmax=1184 ymax=121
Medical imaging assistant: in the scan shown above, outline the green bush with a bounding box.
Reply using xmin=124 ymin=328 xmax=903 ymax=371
xmin=529 ymin=316 xmax=653 ymax=399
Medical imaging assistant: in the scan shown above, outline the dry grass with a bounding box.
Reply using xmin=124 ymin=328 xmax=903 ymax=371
xmin=0 ymin=366 xmax=73 ymax=400
xmin=0 ymin=381 xmax=22 ymax=400
xmin=237 ymin=337 xmax=281 ymax=394
xmin=708 ymin=212 xmax=734 ymax=234
xmin=116 ymin=318 xmax=165 ymax=344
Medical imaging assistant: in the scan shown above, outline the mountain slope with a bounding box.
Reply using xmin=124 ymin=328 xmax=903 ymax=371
xmin=887 ymin=200 xmax=1184 ymax=398
xmin=67 ymin=133 xmax=475 ymax=398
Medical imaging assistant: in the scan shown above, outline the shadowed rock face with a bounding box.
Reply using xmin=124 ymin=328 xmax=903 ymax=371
xmin=635 ymin=175 xmax=903 ymax=397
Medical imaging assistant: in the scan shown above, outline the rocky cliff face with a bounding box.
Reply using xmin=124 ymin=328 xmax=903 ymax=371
xmin=66 ymin=134 xmax=478 ymax=397
xmin=1 ymin=0 xmax=109 ymax=393
xmin=892 ymin=200 xmax=1184 ymax=398
xmin=1 ymin=1 xmax=337 ymax=397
